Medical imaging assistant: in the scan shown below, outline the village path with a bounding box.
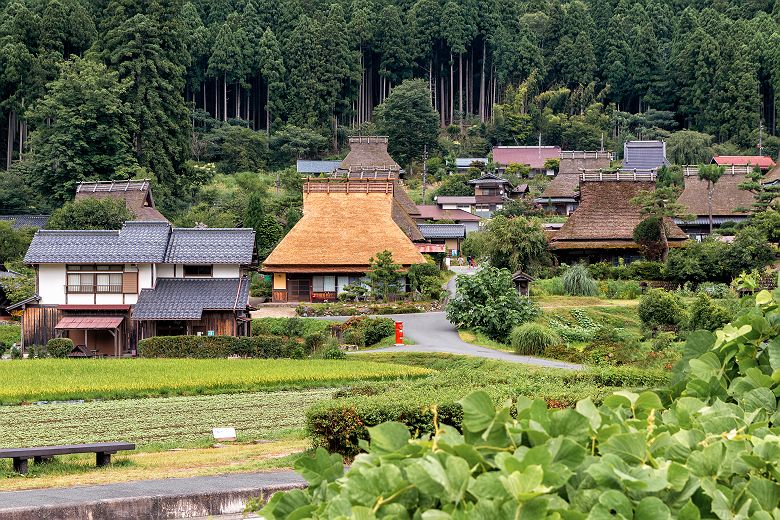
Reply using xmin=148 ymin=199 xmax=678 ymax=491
xmin=353 ymin=266 xmax=582 ymax=370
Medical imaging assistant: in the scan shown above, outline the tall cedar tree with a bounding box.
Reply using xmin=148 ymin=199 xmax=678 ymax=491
xmin=27 ymin=58 xmax=137 ymax=204
xmin=258 ymin=28 xmax=285 ymax=134
xmin=94 ymin=0 xmax=190 ymax=199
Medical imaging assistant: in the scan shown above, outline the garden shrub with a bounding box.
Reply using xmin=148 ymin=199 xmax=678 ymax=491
xmin=529 ymin=276 xmax=565 ymax=296
xmin=638 ymin=288 xmax=685 ymax=330
xmin=138 ymin=335 xmax=305 ymax=358
xmin=686 ymin=292 xmax=730 ymax=332
xmin=626 ymin=260 xmax=665 ymax=281
xmin=587 ymin=262 xmax=621 ymax=280
xmin=45 ymin=338 xmax=73 ymax=358
xmin=650 ymin=331 xmax=676 ymax=353
xmin=509 ymin=323 xmax=562 ymax=356
xmin=342 ymin=329 xmax=365 ymax=347
xmin=547 ymin=309 xmax=599 ymax=342
xmin=358 ymin=318 xmax=395 ymax=346
xmin=320 ymin=345 xmax=347 ymax=360
xmin=10 ymin=346 xmax=21 ymax=359
xmin=27 ymin=344 xmax=46 ymax=358
xmin=543 ymin=342 xmax=586 ymax=363
xmin=696 ymin=282 xmax=731 ymax=299
xmin=446 ymin=267 xmax=540 ymax=341
xmin=304 ymin=332 xmax=327 ymax=352
xmin=251 ymin=317 xmax=329 ymax=337
xmin=562 ymin=264 xmax=598 ymax=296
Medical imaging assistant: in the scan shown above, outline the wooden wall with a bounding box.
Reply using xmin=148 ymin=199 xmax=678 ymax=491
xmin=22 ymin=305 xmax=61 ymax=348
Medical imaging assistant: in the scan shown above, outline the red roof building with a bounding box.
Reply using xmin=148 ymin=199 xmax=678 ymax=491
xmin=492 ymin=146 xmax=561 ymax=171
xmin=713 ymin=155 xmax=775 ymax=170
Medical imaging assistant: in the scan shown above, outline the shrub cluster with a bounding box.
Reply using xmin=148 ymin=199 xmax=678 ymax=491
xmin=333 ymin=316 xmax=396 ymax=347
xmin=509 ymin=323 xmax=562 ymax=356
xmin=685 ymin=292 xmax=730 ymax=332
xmin=638 ymin=288 xmax=685 ymax=330
xmin=45 ymin=338 xmax=73 ymax=358
xmin=138 ymin=334 xmax=308 ymax=359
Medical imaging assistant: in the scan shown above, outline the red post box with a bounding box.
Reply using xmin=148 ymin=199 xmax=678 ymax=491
xmin=395 ymin=321 xmax=404 ymax=346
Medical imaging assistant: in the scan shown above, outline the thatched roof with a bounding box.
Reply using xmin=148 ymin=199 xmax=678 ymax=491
xmin=339 ymin=136 xmax=400 ymax=171
xmin=677 ymin=172 xmax=756 ymax=217
xmin=764 ymin=164 xmax=780 ymax=185
xmin=559 ymin=151 xmax=612 ymax=175
xmin=550 ymin=181 xmax=688 ymax=250
xmin=538 ymin=173 xmax=580 ymax=199
xmin=263 ymin=192 xmax=426 ymax=273
xmin=75 ymin=179 xmax=168 ymax=221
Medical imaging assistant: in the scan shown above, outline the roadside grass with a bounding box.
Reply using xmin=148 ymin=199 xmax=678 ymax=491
xmin=0 ymin=323 xmax=20 ymax=347
xmin=0 ymin=358 xmax=431 ymax=404
xmin=457 ymin=329 xmax=512 ymax=352
xmin=367 ymin=335 xmax=416 ymax=349
xmin=534 ymin=296 xmax=639 ymax=308
xmin=0 ymin=438 xmax=308 ymax=491
xmin=0 ymin=389 xmax=335 ymax=448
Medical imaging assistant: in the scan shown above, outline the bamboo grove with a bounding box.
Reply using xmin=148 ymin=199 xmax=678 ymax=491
xmin=3 ymin=0 xmax=780 ymax=204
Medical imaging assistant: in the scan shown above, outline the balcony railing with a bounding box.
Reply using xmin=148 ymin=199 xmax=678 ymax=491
xmin=66 ymin=284 xmax=122 ymax=294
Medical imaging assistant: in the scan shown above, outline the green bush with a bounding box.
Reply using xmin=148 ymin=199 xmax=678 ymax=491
xmin=138 ymin=335 xmax=306 ymax=358
xmin=342 ymin=329 xmax=365 ymax=347
xmin=638 ymin=288 xmax=685 ymax=330
xmin=587 ymin=262 xmax=621 ymax=280
xmin=10 ymin=346 xmax=22 ymax=359
xmin=251 ymin=317 xmax=330 ymax=337
xmin=529 ymin=276 xmax=565 ymax=296
xmin=509 ymin=323 xmax=562 ymax=356
xmin=686 ymin=292 xmax=730 ymax=332
xmin=320 ymin=345 xmax=347 ymax=360
xmin=27 ymin=344 xmax=47 ymax=358
xmin=358 ymin=318 xmax=395 ymax=346
xmin=696 ymin=282 xmax=731 ymax=299
xmin=626 ymin=260 xmax=665 ymax=280
xmin=562 ymin=264 xmax=598 ymax=296
xmin=446 ymin=267 xmax=541 ymax=341
xmin=304 ymin=332 xmax=327 ymax=352
xmin=45 ymin=338 xmax=73 ymax=358
xmin=543 ymin=343 xmax=586 ymax=363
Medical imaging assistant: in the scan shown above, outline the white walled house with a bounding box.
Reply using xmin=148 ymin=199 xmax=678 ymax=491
xmin=13 ymin=221 xmax=256 ymax=356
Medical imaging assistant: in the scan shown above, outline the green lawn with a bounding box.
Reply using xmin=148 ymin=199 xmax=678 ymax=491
xmin=0 ymin=358 xmax=430 ymax=404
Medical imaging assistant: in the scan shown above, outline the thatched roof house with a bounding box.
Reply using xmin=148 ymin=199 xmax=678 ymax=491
xmin=550 ymin=180 xmax=688 ymax=263
xmin=675 ymin=170 xmax=755 ymax=238
xmin=75 ymin=179 xmax=167 ymax=221
xmin=263 ymin=178 xmax=426 ymax=303
xmin=536 ymin=151 xmax=612 ymax=215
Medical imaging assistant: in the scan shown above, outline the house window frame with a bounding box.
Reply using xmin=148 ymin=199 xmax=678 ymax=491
xmin=183 ymin=265 xmax=214 ymax=278
xmin=66 ymin=264 xmax=123 ymax=294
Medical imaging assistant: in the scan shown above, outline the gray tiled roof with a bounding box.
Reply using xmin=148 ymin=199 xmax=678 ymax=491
xmin=25 ymin=221 xmax=171 ymax=264
xmin=621 ymin=141 xmax=669 ymax=171
xmin=0 ymin=269 xmax=20 ymax=279
xmin=0 ymin=215 xmax=50 ymax=229
xmin=165 ymin=229 xmax=255 ymax=264
xmin=133 ymin=277 xmax=250 ymax=320
xmin=296 ymin=160 xmax=342 ymax=174
xmin=456 ymin=158 xmax=488 ymax=168
xmin=418 ymin=224 xmax=466 ymax=239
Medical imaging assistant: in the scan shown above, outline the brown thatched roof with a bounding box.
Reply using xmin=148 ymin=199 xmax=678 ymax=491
xmin=75 ymin=179 xmax=168 ymax=221
xmin=559 ymin=152 xmax=612 ymax=174
xmin=677 ymin=173 xmax=756 ymax=217
xmin=539 ymin=173 xmax=580 ymax=199
xmin=263 ymin=192 xmax=426 ymax=272
xmin=764 ymin=164 xmax=780 ymax=184
xmin=339 ymin=136 xmax=400 ymax=170
xmin=550 ymin=181 xmax=688 ymax=250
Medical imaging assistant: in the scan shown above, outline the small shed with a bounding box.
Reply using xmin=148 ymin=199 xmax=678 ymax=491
xmin=512 ymin=271 xmax=534 ymax=297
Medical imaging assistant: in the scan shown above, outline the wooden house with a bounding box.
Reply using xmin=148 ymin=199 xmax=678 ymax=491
xmin=536 ymin=151 xmax=613 ymax=215
xmin=676 ymin=167 xmax=756 ymax=239
xmin=713 ymin=155 xmax=775 ymax=172
xmin=549 ymin=178 xmax=688 ymax=264
xmin=492 ymin=146 xmax=561 ymax=176
xmin=415 ymin=205 xmax=481 ymax=234
xmin=75 ymin=179 xmax=168 ymax=221
xmin=262 ymin=178 xmax=426 ymax=303
xmin=13 ymin=221 xmax=255 ymax=356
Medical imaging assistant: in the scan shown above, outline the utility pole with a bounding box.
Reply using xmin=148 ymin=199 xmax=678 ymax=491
xmin=421 ymin=145 xmax=428 ymax=204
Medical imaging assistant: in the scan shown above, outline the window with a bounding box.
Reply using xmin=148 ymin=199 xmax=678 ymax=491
xmin=312 ymin=275 xmax=336 ymax=292
xmin=183 ymin=265 xmax=213 ymax=277
xmin=66 ymin=265 xmax=122 ymax=293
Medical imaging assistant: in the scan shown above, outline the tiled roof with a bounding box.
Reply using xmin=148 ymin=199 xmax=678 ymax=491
xmin=164 ymin=228 xmax=255 ymax=264
xmin=713 ymin=156 xmax=775 ymax=169
xmin=550 ymin=181 xmax=688 ymax=250
xmin=25 ymin=222 xmax=255 ymax=265
xmin=677 ymin=173 xmax=756 ymax=217
xmin=468 ymin=173 xmax=511 ymax=185
xmin=436 ymin=196 xmax=476 ymax=205
xmin=418 ymin=224 xmax=466 ymax=239
xmin=416 ymin=205 xmax=481 ymax=221
xmin=492 ymin=146 xmax=561 ymax=169
xmin=456 ymin=158 xmax=488 ymax=168
xmin=296 ymin=160 xmax=342 ymax=174
xmin=621 ymin=141 xmax=669 ymax=171
xmin=0 ymin=269 xmax=19 ymax=279
xmin=133 ymin=277 xmax=249 ymax=320
xmin=25 ymin=221 xmax=171 ymax=264
xmin=0 ymin=215 xmax=50 ymax=229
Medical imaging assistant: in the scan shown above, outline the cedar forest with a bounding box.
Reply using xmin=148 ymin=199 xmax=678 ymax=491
xmin=1 ymin=0 xmax=780 ymax=218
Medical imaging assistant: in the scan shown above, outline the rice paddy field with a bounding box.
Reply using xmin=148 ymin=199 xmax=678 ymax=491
xmin=0 ymin=358 xmax=431 ymax=404
xmin=0 ymin=389 xmax=334 ymax=448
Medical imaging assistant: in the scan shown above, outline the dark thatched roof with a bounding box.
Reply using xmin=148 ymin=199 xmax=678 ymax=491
xmin=539 ymin=173 xmax=580 ymax=199
xmin=677 ymin=172 xmax=756 ymax=217
xmin=550 ymin=181 xmax=688 ymax=250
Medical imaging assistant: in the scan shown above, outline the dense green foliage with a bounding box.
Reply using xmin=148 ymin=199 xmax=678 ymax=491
xmin=44 ymin=338 xmax=73 ymax=358
xmin=367 ymin=250 xmax=403 ymax=302
xmin=263 ymin=290 xmax=780 ymax=519
xmin=472 ymin=215 xmax=551 ymax=274
xmin=46 ymin=197 xmax=132 ymax=230
xmin=446 ymin=266 xmax=540 ymax=341
xmin=638 ymin=288 xmax=685 ymax=330
xmin=138 ymin=334 xmax=307 ymax=359
xmin=0 ymin=221 xmax=33 ymax=265
xmin=509 ymin=323 xmax=562 ymax=356
xmin=562 ymin=264 xmax=598 ymax=296
xmin=685 ymin=292 xmax=730 ymax=332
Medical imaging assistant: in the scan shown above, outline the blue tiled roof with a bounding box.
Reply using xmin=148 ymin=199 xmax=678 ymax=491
xmin=0 ymin=215 xmax=50 ymax=229
xmin=133 ymin=277 xmax=250 ymax=320
xmin=296 ymin=160 xmax=342 ymax=174
xmin=418 ymin=224 xmax=466 ymax=239
xmin=621 ymin=141 xmax=669 ymax=171
xmin=164 ymin=228 xmax=255 ymax=264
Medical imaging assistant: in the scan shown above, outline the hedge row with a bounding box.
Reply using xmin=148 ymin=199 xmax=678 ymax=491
xmin=305 ymin=356 xmax=669 ymax=457
xmin=138 ymin=335 xmax=307 ymax=358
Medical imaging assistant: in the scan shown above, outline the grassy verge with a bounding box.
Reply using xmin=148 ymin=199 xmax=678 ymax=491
xmin=0 ymin=438 xmax=308 ymax=491
xmin=0 ymin=358 xmax=431 ymax=404
xmin=457 ymin=329 xmax=512 ymax=352
xmin=368 ymin=336 xmax=416 ymax=349
xmin=534 ymin=296 xmax=639 ymax=308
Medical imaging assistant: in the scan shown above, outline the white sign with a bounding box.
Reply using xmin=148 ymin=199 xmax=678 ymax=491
xmin=212 ymin=427 xmax=236 ymax=441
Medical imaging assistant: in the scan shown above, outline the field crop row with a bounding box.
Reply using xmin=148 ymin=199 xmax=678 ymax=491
xmin=0 ymin=389 xmax=334 ymax=448
xmin=0 ymin=358 xmax=430 ymax=403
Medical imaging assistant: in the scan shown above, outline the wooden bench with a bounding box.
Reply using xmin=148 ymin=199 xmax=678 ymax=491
xmin=0 ymin=442 xmax=135 ymax=474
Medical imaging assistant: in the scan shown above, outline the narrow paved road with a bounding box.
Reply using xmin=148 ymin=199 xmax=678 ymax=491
xmin=352 ymin=265 xmax=581 ymax=370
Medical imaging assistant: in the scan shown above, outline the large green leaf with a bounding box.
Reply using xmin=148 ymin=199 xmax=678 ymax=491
xmin=368 ymin=422 xmax=411 ymax=455
xmin=459 ymin=391 xmax=496 ymax=433
xmin=599 ymin=432 xmax=647 ymax=464
xmin=634 ymin=496 xmax=671 ymax=520
xmin=293 ymin=447 xmax=344 ymax=486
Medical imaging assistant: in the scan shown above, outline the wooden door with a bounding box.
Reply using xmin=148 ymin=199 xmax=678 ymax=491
xmin=287 ymin=277 xmax=311 ymax=302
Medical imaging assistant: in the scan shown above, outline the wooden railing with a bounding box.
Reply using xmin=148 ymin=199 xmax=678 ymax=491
xmin=66 ymin=285 xmax=122 ymax=294
xmin=304 ymin=179 xmax=393 ymax=194
xmin=580 ymin=170 xmax=656 ymax=181
xmin=332 ymin=166 xmax=400 ymax=179
xmin=560 ymin=151 xmax=613 ymax=160
xmin=683 ymin=165 xmax=753 ymax=176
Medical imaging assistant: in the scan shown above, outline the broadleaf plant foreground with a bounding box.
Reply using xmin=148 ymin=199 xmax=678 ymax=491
xmin=260 ymin=289 xmax=780 ymax=519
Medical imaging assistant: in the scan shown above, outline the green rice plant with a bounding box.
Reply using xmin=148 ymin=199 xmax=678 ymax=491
xmin=509 ymin=323 xmax=562 ymax=356
xmin=562 ymin=264 xmax=598 ymax=296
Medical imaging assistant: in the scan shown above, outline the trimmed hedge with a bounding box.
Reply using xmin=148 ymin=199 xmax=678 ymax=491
xmin=45 ymin=338 xmax=73 ymax=358
xmin=251 ymin=317 xmax=330 ymax=337
xmin=305 ymin=356 xmax=669 ymax=457
xmin=138 ymin=335 xmax=306 ymax=358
